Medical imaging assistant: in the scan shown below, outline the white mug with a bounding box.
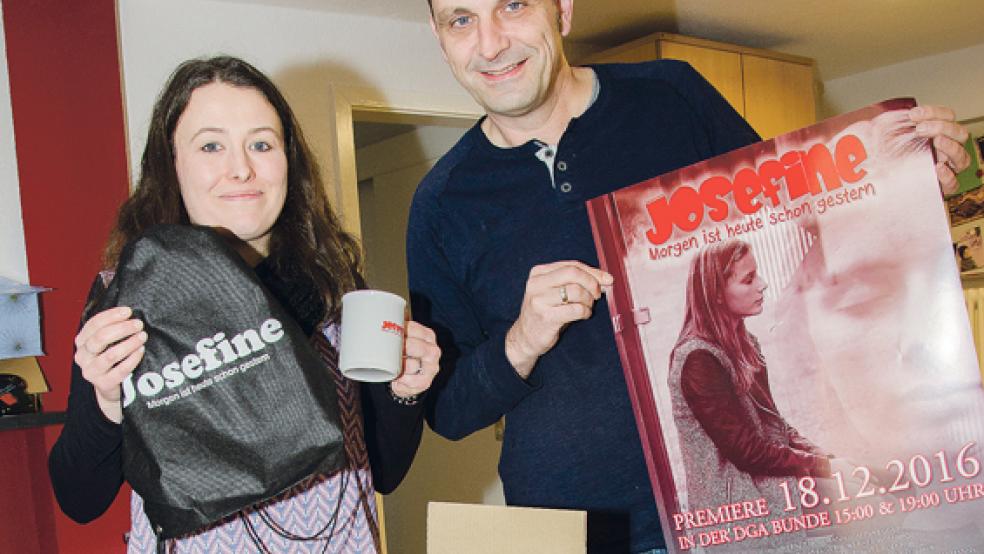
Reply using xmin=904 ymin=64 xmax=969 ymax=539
xmin=338 ymin=290 xmax=406 ymax=382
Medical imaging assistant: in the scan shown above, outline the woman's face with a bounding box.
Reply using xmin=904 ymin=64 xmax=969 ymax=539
xmin=172 ymin=82 xmax=288 ymax=258
xmin=723 ymin=251 xmax=767 ymax=318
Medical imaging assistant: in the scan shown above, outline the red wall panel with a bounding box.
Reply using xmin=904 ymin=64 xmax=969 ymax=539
xmin=2 ymin=0 xmax=131 ymax=551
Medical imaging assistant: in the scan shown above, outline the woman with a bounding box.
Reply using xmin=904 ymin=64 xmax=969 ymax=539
xmin=48 ymin=56 xmax=439 ymax=552
xmin=667 ymin=240 xmax=834 ymax=514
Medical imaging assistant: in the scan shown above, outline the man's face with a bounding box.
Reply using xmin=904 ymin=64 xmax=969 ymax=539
xmin=429 ymin=0 xmax=572 ymax=118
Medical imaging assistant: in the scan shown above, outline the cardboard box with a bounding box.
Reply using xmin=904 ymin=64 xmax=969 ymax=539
xmin=427 ymin=502 xmax=586 ymax=554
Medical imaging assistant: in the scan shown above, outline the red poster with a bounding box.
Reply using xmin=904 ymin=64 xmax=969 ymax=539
xmin=588 ymin=99 xmax=984 ymax=552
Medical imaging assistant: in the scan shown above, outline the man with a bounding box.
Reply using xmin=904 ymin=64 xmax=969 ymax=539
xmin=407 ymin=1 xmax=970 ymax=552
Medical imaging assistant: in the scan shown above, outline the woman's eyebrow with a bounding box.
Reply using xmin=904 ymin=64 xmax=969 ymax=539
xmin=190 ymin=127 xmax=225 ymax=141
xmin=248 ymin=126 xmax=282 ymax=138
xmin=188 ymin=126 xmax=282 ymax=141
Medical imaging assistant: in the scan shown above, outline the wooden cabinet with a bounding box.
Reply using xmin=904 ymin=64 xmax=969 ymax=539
xmin=741 ymin=53 xmax=816 ymax=139
xmin=581 ymin=33 xmax=816 ymax=139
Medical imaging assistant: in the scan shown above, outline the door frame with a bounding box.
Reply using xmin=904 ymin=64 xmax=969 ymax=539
xmin=327 ymin=85 xmax=479 ymax=554
xmin=328 ymin=85 xmax=480 ymax=238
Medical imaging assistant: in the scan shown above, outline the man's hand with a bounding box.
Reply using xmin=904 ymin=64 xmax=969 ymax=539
xmin=505 ymin=261 xmax=613 ymax=378
xmin=910 ymin=105 xmax=971 ymax=195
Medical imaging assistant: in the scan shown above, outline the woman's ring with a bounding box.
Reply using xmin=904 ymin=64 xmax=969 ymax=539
xmin=406 ymin=356 xmax=423 ymax=375
xmin=559 ymin=285 xmax=569 ymax=305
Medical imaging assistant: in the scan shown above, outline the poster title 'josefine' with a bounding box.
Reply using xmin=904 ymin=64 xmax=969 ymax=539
xmin=645 ymin=134 xmax=868 ymax=245
xmin=122 ymin=318 xmax=285 ymax=407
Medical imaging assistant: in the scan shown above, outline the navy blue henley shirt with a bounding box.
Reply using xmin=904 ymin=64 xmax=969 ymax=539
xmin=407 ymin=60 xmax=760 ymax=553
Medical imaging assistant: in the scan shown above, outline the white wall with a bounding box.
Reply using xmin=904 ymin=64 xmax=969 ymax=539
xmin=117 ymin=0 xmax=477 ymax=196
xmin=821 ymin=41 xmax=984 ymax=122
xmin=0 ymin=5 xmax=29 ymax=283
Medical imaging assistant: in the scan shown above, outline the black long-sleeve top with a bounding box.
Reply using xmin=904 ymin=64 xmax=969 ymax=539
xmin=49 ymin=261 xmax=424 ymax=524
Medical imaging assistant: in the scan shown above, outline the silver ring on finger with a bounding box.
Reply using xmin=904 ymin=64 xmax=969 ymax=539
xmin=406 ymin=355 xmax=423 ymax=375
xmin=559 ymin=285 xmax=569 ymax=305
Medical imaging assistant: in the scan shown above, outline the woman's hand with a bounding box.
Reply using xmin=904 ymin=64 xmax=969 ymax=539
xmin=73 ymin=306 xmax=147 ymax=423
xmin=390 ymin=320 xmax=441 ymax=400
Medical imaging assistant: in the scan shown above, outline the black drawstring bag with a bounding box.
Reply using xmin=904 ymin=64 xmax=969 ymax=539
xmin=94 ymin=224 xmax=345 ymax=539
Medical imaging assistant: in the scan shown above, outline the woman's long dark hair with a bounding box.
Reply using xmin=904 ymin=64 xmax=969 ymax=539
xmin=105 ymin=56 xmax=362 ymax=319
xmin=673 ymin=239 xmax=764 ymax=393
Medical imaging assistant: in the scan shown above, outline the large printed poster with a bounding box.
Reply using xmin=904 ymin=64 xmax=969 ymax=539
xmin=587 ymin=99 xmax=984 ymax=552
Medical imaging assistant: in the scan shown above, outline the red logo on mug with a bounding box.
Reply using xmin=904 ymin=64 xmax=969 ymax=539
xmin=381 ymin=321 xmax=404 ymax=335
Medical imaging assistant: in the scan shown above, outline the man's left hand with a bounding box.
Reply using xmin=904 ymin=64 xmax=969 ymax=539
xmin=910 ymin=105 xmax=971 ymax=195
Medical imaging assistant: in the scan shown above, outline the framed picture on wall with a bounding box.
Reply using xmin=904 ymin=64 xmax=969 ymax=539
xmin=946 ymin=135 xmax=984 ymax=224
xmin=952 ymin=217 xmax=984 ymax=274
xmin=947 ymin=185 xmax=984 ymax=227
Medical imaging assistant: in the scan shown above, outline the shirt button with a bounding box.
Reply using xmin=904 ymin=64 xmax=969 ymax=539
xmin=545 ymin=149 xmax=554 ymax=158
xmin=557 ymin=161 xmax=568 ymax=171
xmin=559 ymin=182 xmax=573 ymax=193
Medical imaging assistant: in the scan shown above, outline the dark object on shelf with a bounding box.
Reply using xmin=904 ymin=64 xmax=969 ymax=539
xmin=0 ymin=373 xmax=38 ymax=416
xmin=0 ymin=411 xmax=64 ymax=431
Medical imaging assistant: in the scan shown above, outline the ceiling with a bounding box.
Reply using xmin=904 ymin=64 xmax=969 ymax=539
xmin=222 ymin=0 xmax=984 ymax=81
